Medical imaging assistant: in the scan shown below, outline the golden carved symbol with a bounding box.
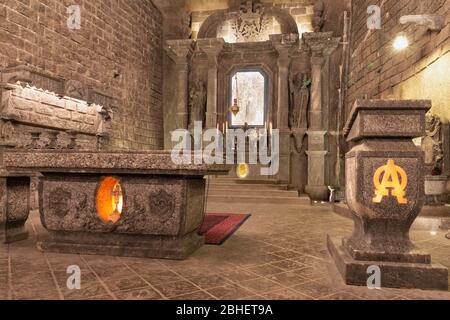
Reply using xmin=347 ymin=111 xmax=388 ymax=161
xmin=373 ymin=160 xmax=408 ymax=204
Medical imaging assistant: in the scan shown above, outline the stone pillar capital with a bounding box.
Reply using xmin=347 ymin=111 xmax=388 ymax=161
xmin=197 ymin=38 xmax=225 ymax=56
xmin=164 ymin=39 xmax=195 ymax=64
xmin=197 ymin=38 xmax=225 ymax=68
xmin=270 ymin=35 xmax=296 ymax=68
xmin=302 ymin=32 xmax=340 ymax=59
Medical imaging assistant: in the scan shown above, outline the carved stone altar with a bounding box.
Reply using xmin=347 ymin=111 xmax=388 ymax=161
xmin=3 ymin=150 xmax=230 ymax=259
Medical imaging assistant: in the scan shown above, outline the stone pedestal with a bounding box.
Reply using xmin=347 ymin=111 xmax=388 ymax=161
xmin=3 ymin=150 xmax=230 ymax=260
xmin=0 ymin=174 xmax=30 ymax=243
xmin=328 ymin=100 xmax=448 ymax=291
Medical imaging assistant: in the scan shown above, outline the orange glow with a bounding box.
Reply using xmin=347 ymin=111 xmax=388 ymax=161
xmin=96 ymin=176 xmax=123 ymax=224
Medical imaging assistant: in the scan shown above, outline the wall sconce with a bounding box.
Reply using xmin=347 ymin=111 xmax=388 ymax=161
xmin=399 ymin=15 xmax=445 ymax=31
xmin=393 ymin=34 xmax=409 ymax=51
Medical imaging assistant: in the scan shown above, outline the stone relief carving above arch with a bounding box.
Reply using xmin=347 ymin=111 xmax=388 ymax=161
xmin=196 ymin=1 xmax=298 ymax=42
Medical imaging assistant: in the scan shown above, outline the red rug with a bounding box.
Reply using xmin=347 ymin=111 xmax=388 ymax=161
xmin=199 ymin=213 xmax=251 ymax=245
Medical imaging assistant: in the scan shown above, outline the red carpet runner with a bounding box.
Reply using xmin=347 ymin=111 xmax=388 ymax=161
xmin=199 ymin=213 xmax=251 ymax=245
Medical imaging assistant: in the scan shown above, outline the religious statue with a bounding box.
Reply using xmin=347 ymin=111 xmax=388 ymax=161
xmin=312 ymin=0 xmax=325 ymax=32
xmin=189 ymin=80 xmax=207 ymax=127
xmin=289 ymin=72 xmax=310 ymax=129
xmin=422 ymin=113 xmax=444 ymax=174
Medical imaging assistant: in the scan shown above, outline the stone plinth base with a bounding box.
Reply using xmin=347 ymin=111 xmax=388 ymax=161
xmin=1 ymin=223 xmax=29 ymax=244
xmin=327 ymin=236 xmax=448 ymax=291
xmin=305 ymin=185 xmax=329 ymax=201
xmin=37 ymin=231 xmax=204 ymax=260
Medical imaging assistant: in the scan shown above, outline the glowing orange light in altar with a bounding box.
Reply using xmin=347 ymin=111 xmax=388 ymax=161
xmin=373 ymin=160 xmax=408 ymax=204
xmin=96 ymin=176 xmax=123 ymax=224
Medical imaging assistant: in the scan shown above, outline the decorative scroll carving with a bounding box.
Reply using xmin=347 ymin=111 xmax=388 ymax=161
xmin=149 ymin=190 xmax=175 ymax=223
xmin=48 ymin=188 xmax=71 ymax=218
xmin=231 ymin=0 xmax=270 ymax=43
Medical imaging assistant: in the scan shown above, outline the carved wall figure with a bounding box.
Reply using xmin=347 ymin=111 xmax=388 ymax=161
xmin=312 ymin=0 xmax=325 ymax=32
xmin=423 ymin=113 xmax=444 ymax=173
xmin=189 ymin=80 xmax=207 ymax=127
xmin=289 ymin=72 xmax=310 ymax=129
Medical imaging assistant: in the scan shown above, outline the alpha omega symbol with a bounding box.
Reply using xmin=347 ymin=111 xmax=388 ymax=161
xmin=373 ymin=159 xmax=408 ymax=204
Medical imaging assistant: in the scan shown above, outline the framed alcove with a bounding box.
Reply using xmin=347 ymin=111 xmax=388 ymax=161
xmin=219 ymin=58 xmax=276 ymax=130
xmin=228 ymin=68 xmax=269 ymax=129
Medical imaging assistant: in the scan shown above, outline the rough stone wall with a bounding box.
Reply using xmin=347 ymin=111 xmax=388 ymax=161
xmin=0 ymin=0 xmax=164 ymax=150
xmin=346 ymin=0 xmax=450 ymax=121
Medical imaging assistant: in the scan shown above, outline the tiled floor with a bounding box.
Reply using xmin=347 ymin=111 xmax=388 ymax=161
xmin=2 ymin=200 xmax=450 ymax=300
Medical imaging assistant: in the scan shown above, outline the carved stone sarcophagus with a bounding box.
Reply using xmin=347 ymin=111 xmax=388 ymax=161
xmin=3 ymin=150 xmax=230 ymax=260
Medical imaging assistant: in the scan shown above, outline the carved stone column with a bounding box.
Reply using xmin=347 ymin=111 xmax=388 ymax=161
xmin=272 ymin=35 xmax=295 ymax=183
xmin=197 ymin=39 xmax=225 ymax=129
xmin=165 ymin=40 xmax=195 ymax=129
xmin=303 ymin=32 xmax=340 ymax=201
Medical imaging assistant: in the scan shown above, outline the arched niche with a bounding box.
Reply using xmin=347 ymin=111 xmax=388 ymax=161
xmin=197 ymin=6 xmax=298 ymax=41
xmin=221 ymin=63 xmax=275 ymax=128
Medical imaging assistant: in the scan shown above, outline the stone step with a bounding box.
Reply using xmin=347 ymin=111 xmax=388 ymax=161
xmin=207 ymin=187 xmax=299 ymax=197
xmin=207 ymin=180 xmax=290 ymax=190
xmin=208 ymin=177 xmax=285 ymax=185
xmin=207 ymin=194 xmax=311 ymax=205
